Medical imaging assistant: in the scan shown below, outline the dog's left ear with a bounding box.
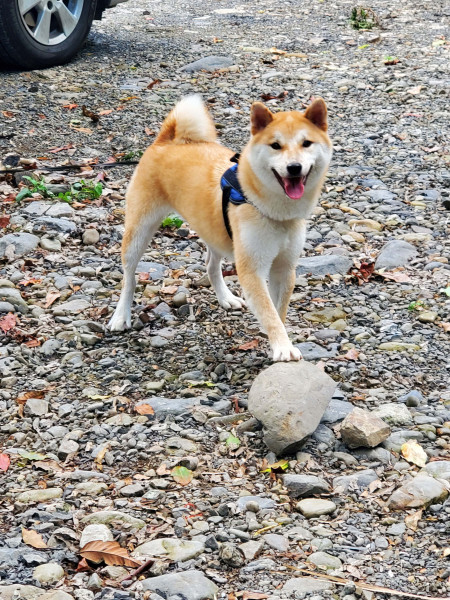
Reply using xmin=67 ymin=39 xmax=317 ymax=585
xmin=251 ymin=102 xmax=274 ymax=135
xmin=304 ymin=98 xmax=328 ymax=132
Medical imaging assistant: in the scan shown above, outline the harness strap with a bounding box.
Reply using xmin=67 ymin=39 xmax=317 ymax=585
xmin=221 ymin=156 xmax=246 ymax=240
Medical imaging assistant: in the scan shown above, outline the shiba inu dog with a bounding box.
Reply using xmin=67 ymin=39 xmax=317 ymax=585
xmin=108 ymin=95 xmax=332 ymax=361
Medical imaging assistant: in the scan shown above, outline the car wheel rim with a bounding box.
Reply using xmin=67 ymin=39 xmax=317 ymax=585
xmin=18 ymin=0 xmax=84 ymax=46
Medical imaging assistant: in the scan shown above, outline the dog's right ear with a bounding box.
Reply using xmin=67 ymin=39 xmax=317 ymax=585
xmin=251 ymin=103 xmax=274 ymax=135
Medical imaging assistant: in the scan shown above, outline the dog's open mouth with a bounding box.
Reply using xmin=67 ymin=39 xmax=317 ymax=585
xmin=272 ymin=169 xmax=310 ymax=200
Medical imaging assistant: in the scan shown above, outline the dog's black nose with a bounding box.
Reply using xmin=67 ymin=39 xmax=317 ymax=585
xmin=287 ymin=163 xmax=302 ymax=176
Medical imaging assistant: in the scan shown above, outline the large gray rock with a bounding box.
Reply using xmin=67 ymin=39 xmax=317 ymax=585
xmin=387 ymin=474 xmax=448 ymax=510
xmin=248 ymin=362 xmax=336 ymax=455
xmin=34 ymin=216 xmax=76 ymax=234
xmin=0 ymin=587 xmax=73 ymax=600
xmin=340 ymin=407 xmax=391 ymax=448
xmin=0 ymin=233 xmax=39 ymax=257
xmin=181 ymin=55 xmax=234 ymax=72
xmin=373 ymin=403 xmax=412 ymax=426
xmin=136 ymin=396 xmax=200 ymax=418
xmin=141 ymin=570 xmax=218 ymax=600
xmin=296 ymin=255 xmax=352 ymax=277
xmin=375 ymin=240 xmax=417 ymax=270
xmin=422 ymin=461 xmax=450 ymax=482
xmin=282 ymin=474 xmax=330 ymax=498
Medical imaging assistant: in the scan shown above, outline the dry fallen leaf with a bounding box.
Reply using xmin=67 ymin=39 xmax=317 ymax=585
xmin=0 ymin=453 xmax=11 ymax=471
xmin=0 ymin=313 xmax=17 ymax=333
xmin=172 ymin=466 xmax=193 ymax=486
xmin=401 ymin=440 xmax=427 ymax=468
xmin=405 ymin=509 xmax=422 ymax=531
xmin=237 ymin=339 xmax=259 ymax=351
xmin=44 ymin=290 xmax=61 ymax=308
xmin=22 ymin=528 xmax=48 ymax=549
xmin=135 ymin=403 xmax=155 ymax=415
xmin=80 ymin=540 xmax=142 ymax=568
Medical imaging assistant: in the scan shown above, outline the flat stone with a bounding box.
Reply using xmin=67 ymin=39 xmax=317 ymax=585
xmin=0 ymin=287 xmax=28 ymax=312
xmin=373 ymin=403 xmax=413 ymax=426
xmin=333 ymin=469 xmax=378 ymax=492
xmin=40 ymin=237 xmax=61 ymax=251
xmin=417 ymin=311 xmax=438 ymax=323
xmin=141 ymin=570 xmax=218 ymax=599
xmin=165 ymin=436 xmax=198 ymax=456
xmin=0 ymin=233 xmax=39 ymax=258
xmin=304 ymin=307 xmax=347 ymax=324
xmin=321 ymin=398 xmax=353 ymax=424
xmin=136 ymin=261 xmax=168 ymax=280
xmin=375 ymin=240 xmax=417 ymax=270
xmin=33 ymin=563 xmax=64 ymax=584
xmin=239 ymin=540 xmax=264 ymax=560
xmin=248 ymin=362 xmax=336 ymax=455
xmin=133 ymin=538 xmax=205 ymax=562
xmin=236 ymin=495 xmax=276 ymax=512
xmin=120 ymin=483 xmax=144 ymax=497
xmin=383 ymin=430 xmax=424 ymax=452
xmin=263 ymin=533 xmax=289 ymax=552
xmin=34 ymin=217 xmax=76 ymax=233
xmin=365 ymin=189 xmax=396 ymax=203
xmin=17 ymin=488 xmax=63 ymax=503
xmin=295 ymin=341 xmax=338 ymax=361
xmin=387 ymin=474 xmax=448 ymax=510
xmin=283 ymin=578 xmax=333 ymax=594
xmin=0 ymin=585 xmax=46 ymax=600
xmin=80 ymin=524 xmax=113 ymax=548
xmin=296 ymin=255 xmax=352 ymax=276
xmin=296 ymin=499 xmax=336 ymax=518
xmin=307 ymin=551 xmax=342 ymax=570
xmin=81 ymin=510 xmax=145 ymax=529
xmin=180 ymin=55 xmax=234 ymax=72
xmin=340 ymin=407 xmax=391 ymax=448
xmin=75 ymin=481 xmax=108 ymax=496
xmin=45 ymin=203 xmax=74 ymax=218
xmin=378 ymin=342 xmax=420 ymax=352
xmin=25 ymin=398 xmax=49 ymax=416
xmin=22 ymin=201 xmax=50 ymax=217
xmin=52 ymin=298 xmax=90 ymax=315
xmin=282 ymin=474 xmax=330 ymax=498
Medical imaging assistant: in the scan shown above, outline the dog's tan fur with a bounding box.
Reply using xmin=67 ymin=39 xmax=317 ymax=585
xmin=109 ymin=96 xmax=332 ymax=361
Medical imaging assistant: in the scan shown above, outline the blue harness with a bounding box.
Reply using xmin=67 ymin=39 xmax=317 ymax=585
xmin=220 ymin=153 xmax=247 ymax=239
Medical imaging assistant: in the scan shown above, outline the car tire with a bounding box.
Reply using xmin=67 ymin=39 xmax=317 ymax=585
xmin=0 ymin=0 xmax=97 ymax=70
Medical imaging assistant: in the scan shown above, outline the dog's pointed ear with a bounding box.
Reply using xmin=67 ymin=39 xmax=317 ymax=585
xmin=304 ymin=98 xmax=328 ymax=131
xmin=251 ymin=102 xmax=274 ymax=135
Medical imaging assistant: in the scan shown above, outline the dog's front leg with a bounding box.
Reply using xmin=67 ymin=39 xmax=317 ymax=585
xmin=235 ymin=249 xmax=301 ymax=362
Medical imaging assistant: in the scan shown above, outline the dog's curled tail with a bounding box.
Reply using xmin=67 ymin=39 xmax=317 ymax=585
xmin=154 ymin=95 xmax=217 ymax=145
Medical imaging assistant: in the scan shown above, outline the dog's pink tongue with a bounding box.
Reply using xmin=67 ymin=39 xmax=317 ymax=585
xmin=282 ymin=177 xmax=304 ymax=199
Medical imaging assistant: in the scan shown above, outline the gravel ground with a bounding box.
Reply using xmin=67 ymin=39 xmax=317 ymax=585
xmin=0 ymin=1 xmax=449 ymax=599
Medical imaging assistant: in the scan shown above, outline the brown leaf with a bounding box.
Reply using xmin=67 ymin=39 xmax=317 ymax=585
xmin=76 ymin=557 xmax=91 ymax=572
xmin=49 ymin=143 xmax=74 ymax=153
xmin=22 ymin=528 xmax=48 ymax=549
xmin=147 ymin=79 xmax=161 ymax=90
xmin=145 ymin=127 xmax=156 ymax=136
xmin=405 ymin=509 xmax=422 ymax=531
xmin=238 ymin=339 xmax=259 ymax=351
xmin=440 ymin=322 xmax=450 ymax=333
xmin=242 ymin=594 xmax=269 ymax=600
xmin=33 ymin=459 xmax=64 ymax=473
xmin=135 ymin=403 xmax=155 ymax=415
xmin=63 ymin=103 xmax=78 ymax=110
xmin=160 ymin=285 xmax=178 ymax=295
xmin=0 ymin=453 xmax=11 ymax=471
xmin=80 ymin=541 xmax=142 ymax=568
xmin=2 ymin=110 xmax=15 ymax=118
xmin=24 ymin=338 xmax=41 ymax=348
xmin=156 ymin=462 xmax=171 ymax=476
xmin=0 ymin=215 xmax=10 ymax=228
xmin=99 ymin=109 xmax=114 ymax=116
xmin=72 ymin=127 xmax=93 ymax=135
xmin=17 ymin=390 xmax=46 ymax=404
xmin=342 ymin=347 xmax=360 ymax=361
xmin=44 ymin=290 xmax=61 ymax=308
xmin=0 ymin=312 xmax=17 ymax=333
xmin=378 ymin=270 xmax=411 ymax=283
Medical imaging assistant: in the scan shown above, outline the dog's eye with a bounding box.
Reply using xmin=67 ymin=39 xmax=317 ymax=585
xmin=302 ymin=140 xmax=313 ymax=148
xmin=270 ymin=142 xmax=282 ymax=150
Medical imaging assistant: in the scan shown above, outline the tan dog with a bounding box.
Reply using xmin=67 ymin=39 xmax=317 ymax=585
xmin=109 ymin=96 xmax=332 ymax=361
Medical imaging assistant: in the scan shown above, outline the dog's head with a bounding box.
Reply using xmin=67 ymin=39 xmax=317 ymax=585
xmin=244 ymin=99 xmax=332 ymax=203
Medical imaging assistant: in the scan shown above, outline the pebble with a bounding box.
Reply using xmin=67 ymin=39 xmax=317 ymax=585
xmin=82 ymin=229 xmax=100 ymax=245
xmin=296 ymin=499 xmax=337 ymax=518
xmin=307 ymin=551 xmax=342 ymax=570
xmin=33 ymin=563 xmax=64 ymax=584
xmin=340 ymin=407 xmax=391 ymax=448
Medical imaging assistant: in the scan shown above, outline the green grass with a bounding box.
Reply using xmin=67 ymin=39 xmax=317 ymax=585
xmin=350 ymin=6 xmax=377 ymax=30
xmin=161 ymin=214 xmax=184 ymax=228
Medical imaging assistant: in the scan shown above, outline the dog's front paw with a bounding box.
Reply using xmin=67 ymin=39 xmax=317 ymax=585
xmin=108 ymin=309 xmax=131 ymax=332
xmin=272 ymin=342 xmax=302 ymax=362
xmin=218 ymin=292 xmax=246 ymax=311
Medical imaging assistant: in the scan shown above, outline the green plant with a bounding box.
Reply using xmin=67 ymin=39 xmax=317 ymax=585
xmin=408 ymin=300 xmax=426 ymax=311
xmin=22 ymin=175 xmax=54 ymax=198
xmin=350 ymin=6 xmax=378 ymax=30
xmin=58 ymin=180 xmax=103 ymax=203
xmin=120 ymin=150 xmax=144 ymax=161
xmin=161 ymin=214 xmax=184 ymax=228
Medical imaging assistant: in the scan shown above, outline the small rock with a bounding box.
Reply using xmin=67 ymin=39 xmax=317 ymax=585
xmin=181 ymin=55 xmax=234 ymax=72
xmin=248 ymin=362 xmax=336 ymax=455
xmin=375 ymin=240 xmax=417 ymax=270
xmin=120 ymin=483 xmax=144 ymax=497
xmin=219 ymin=542 xmax=246 ymax=567
xmin=236 ymin=495 xmax=276 ymax=512
xmin=321 ymin=398 xmax=353 ymax=424
xmin=80 ymin=524 xmax=113 ymax=548
xmin=81 ymin=511 xmax=145 ymax=529
xmin=17 ymin=488 xmax=63 ymax=503
xmin=373 ymin=403 xmax=413 ymax=426
xmin=25 ymin=397 xmax=49 ymax=416
xmin=33 ymin=562 xmax=64 ymax=584
xmin=141 ymin=570 xmax=218 ymax=600
xmin=57 ymin=439 xmax=79 ymax=460
xmin=239 ymin=540 xmax=264 ymax=560
xmin=82 ymin=229 xmax=100 ymax=245
xmin=282 ymin=474 xmax=330 ymax=498
xmin=340 ymin=407 xmax=391 ymax=448
xmin=283 ymin=578 xmax=333 ymax=594
xmin=333 ymin=469 xmax=378 ymax=492
xmin=263 ymin=533 xmax=289 ymax=552
xmin=307 ymin=551 xmax=342 ymax=570
xmin=417 ymin=311 xmax=437 ymax=323
xmin=296 ymin=255 xmax=352 ymax=276
xmin=0 ymin=233 xmax=39 ymax=258
xmin=296 ymin=499 xmax=337 ymax=518
xmin=399 ymin=390 xmax=424 ymax=407
xmin=133 ymin=538 xmax=205 ymax=562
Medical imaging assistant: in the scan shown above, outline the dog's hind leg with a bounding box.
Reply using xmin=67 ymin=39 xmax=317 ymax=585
xmin=206 ymin=247 xmax=246 ymax=310
xmin=109 ymin=202 xmax=167 ymax=331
